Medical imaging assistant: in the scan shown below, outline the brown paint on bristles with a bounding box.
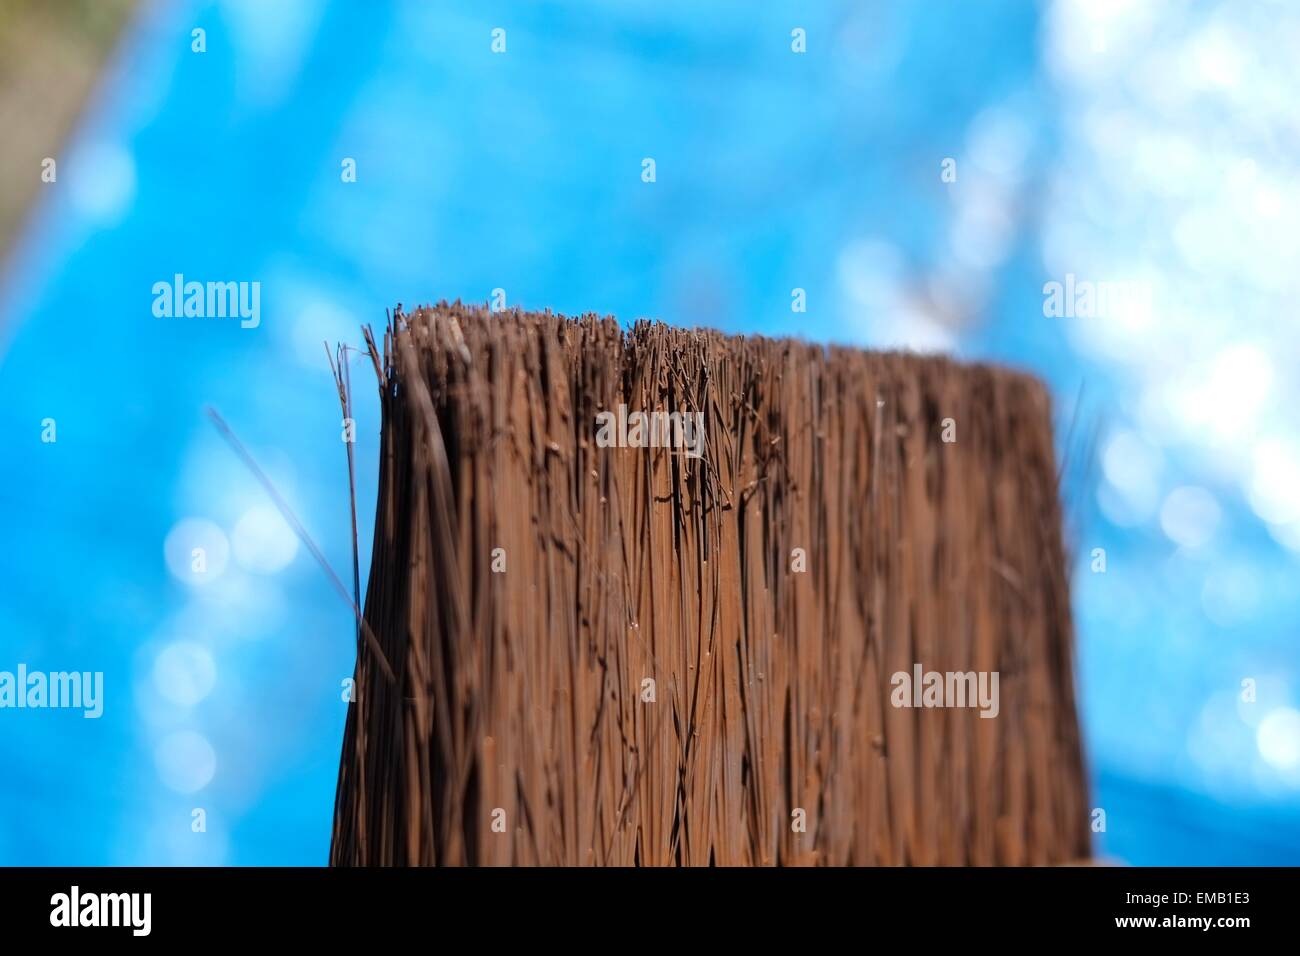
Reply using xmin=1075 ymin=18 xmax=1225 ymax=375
xmin=329 ymin=302 xmax=1090 ymax=866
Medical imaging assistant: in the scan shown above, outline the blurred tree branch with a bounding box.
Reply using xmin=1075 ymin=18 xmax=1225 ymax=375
xmin=0 ymin=0 xmax=137 ymax=256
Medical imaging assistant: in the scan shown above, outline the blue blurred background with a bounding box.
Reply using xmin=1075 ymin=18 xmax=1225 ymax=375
xmin=1 ymin=0 xmax=1297 ymax=865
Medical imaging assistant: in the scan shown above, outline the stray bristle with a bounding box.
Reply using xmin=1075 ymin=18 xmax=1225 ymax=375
xmin=330 ymin=301 xmax=1089 ymax=866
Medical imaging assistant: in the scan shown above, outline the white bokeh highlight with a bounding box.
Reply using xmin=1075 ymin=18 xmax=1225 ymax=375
xmin=164 ymin=518 xmax=230 ymax=586
xmin=231 ymin=505 xmax=299 ymax=574
xmin=152 ymin=642 xmax=217 ymax=708
xmin=155 ymin=731 xmax=217 ymax=794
